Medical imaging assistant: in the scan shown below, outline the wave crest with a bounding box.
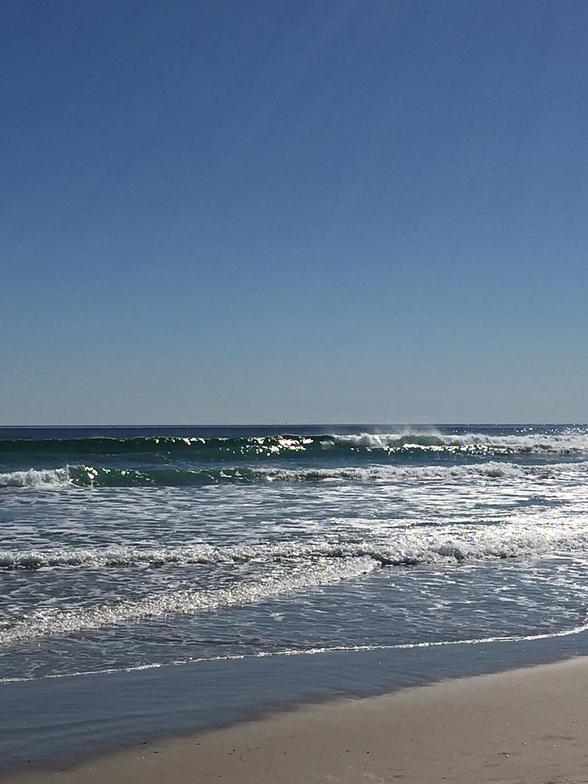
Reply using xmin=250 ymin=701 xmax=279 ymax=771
xmin=1 ymin=430 xmax=588 ymax=460
xmin=0 ymin=468 xmax=70 ymax=489
xmin=1 ymin=460 xmax=587 ymax=490
xmin=3 ymin=520 xmax=588 ymax=571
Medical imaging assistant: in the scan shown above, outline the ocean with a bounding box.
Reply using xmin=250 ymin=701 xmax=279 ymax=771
xmin=2 ymin=423 xmax=588 ymax=688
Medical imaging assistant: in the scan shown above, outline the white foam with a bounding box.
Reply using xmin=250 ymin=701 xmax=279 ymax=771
xmin=3 ymin=517 xmax=588 ymax=649
xmin=0 ymin=468 xmax=70 ymax=489
xmin=4 ymin=505 xmax=588 ymax=571
xmin=268 ymin=461 xmax=588 ymax=482
xmin=331 ymin=430 xmax=588 ymax=454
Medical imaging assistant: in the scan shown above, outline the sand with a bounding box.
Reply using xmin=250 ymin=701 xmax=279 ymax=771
xmin=4 ymin=656 xmax=588 ymax=784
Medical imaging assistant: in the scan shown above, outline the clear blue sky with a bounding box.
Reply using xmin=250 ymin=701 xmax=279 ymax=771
xmin=2 ymin=0 xmax=587 ymax=424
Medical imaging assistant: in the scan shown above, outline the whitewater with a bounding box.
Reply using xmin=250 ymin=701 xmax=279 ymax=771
xmin=1 ymin=424 xmax=588 ymax=682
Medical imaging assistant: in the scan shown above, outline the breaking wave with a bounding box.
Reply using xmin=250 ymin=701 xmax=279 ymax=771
xmin=4 ymin=516 xmax=588 ymax=643
xmin=0 ymin=468 xmax=70 ymax=489
xmin=2 ymin=460 xmax=588 ymax=490
xmin=3 ymin=519 xmax=588 ymax=571
xmin=1 ymin=430 xmax=588 ymax=460
xmin=331 ymin=430 xmax=588 ymax=454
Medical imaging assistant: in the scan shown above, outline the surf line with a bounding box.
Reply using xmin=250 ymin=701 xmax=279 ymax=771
xmin=2 ymin=613 xmax=587 ymax=685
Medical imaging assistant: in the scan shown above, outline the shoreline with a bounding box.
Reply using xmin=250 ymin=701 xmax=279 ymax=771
xmin=4 ymin=655 xmax=588 ymax=783
xmin=1 ymin=628 xmax=587 ymax=773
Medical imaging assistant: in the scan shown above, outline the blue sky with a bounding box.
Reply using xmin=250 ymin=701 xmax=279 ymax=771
xmin=2 ymin=0 xmax=587 ymax=424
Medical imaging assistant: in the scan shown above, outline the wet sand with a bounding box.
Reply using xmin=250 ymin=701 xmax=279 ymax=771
xmin=4 ymin=656 xmax=588 ymax=784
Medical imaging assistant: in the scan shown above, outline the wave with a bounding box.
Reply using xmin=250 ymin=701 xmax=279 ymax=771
xmin=0 ymin=435 xmax=318 ymax=458
xmin=331 ymin=431 xmax=588 ymax=454
xmin=3 ymin=518 xmax=588 ymax=571
xmin=2 ymin=460 xmax=587 ymax=490
xmin=3 ymin=517 xmax=588 ymax=642
xmin=1 ymin=460 xmax=586 ymax=489
xmin=0 ymin=468 xmax=70 ymax=489
xmin=1 ymin=430 xmax=588 ymax=460
xmin=0 ymin=556 xmax=379 ymax=645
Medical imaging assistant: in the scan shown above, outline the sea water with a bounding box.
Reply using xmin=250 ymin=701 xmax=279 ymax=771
xmin=1 ymin=424 xmax=588 ymax=684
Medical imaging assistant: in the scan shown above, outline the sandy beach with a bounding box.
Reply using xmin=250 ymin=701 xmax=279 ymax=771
xmin=4 ymin=656 xmax=588 ymax=784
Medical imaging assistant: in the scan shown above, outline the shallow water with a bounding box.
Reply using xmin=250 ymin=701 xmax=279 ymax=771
xmin=1 ymin=424 xmax=588 ymax=682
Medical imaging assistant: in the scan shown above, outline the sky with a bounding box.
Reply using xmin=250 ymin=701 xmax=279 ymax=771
xmin=1 ymin=0 xmax=587 ymax=424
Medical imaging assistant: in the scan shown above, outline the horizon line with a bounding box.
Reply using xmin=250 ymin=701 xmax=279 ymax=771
xmin=0 ymin=422 xmax=585 ymax=428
